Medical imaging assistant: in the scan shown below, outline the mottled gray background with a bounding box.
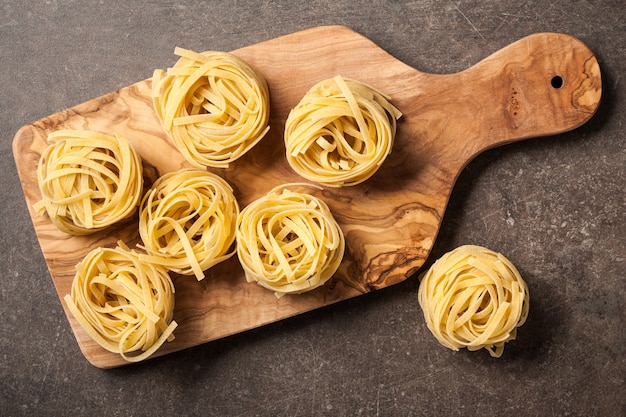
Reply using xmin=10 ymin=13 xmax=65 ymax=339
xmin=1 ymin=1 xmax=624 ymax=416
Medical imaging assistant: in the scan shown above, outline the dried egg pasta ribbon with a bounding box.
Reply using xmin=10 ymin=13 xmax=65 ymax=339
xmin=418 ymin=245 xmax=529 ymax=358
xmin=63 ymin=243 xmax=177 ymax=363
xmin=284 ymin=75 xmax=402 ymax=187
xmin=236 ymin=184 xmax=345 ymax=298
xmin=138 ymin=169 xmax=239 ymax=280
xmin=152 ymin=48 xmax=270 ymax=168
xmin=34 ymin=129 xmax=143 ymax=235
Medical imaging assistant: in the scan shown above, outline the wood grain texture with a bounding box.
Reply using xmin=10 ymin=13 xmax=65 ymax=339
xmin=11 ymin=26 xmax=601 ymax=368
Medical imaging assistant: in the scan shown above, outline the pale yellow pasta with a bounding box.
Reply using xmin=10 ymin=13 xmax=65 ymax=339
xmin=33 ymin=129 xmax=143 ymax=235
xmin=152 ymin=48 xmax=270 ymax=168
xmin=284 ymin=75 xmax=402 ymax=187
xmin=63 ymin=243 xmax=177 ymax=363
xmin=236 ymin=184 xmax=345 ymax=298
xmin=138 ymin=169 xmax=239 ymax=280
xmin=418 ymin=245 xmax=529 ymax=358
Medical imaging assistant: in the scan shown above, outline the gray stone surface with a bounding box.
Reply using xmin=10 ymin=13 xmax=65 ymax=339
xmin=1 ymin=1 xmax=624 ymax=416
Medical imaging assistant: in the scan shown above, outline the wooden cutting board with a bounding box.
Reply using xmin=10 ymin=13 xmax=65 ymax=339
xmin=12 ymin=26 xmax=601 ymax=368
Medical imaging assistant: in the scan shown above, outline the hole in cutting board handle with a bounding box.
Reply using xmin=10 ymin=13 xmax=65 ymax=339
xmin=551 ymin=75 xmax=564 ymax=89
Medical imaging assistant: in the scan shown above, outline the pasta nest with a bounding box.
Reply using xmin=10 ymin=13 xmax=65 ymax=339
xmin=284 ymin=75 xmax=402 ymax=187
xmin=236 ymin=185 xmax=345 ymax=297
xmin=64 ymin=244 xmax=177 ymax=363
xmin=418 ymin=245 xmax=530 ymax=358
xmin=34 ymin=129 xmax=143 ymax=235
xmin=138 ymin=169 xmax=239 ymax=280
xmin=152 ymin=48 xmax=270 ymax=168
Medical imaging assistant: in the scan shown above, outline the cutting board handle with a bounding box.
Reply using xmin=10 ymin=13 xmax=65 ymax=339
xmin=405 ymin=32 xmax=602 ymax=172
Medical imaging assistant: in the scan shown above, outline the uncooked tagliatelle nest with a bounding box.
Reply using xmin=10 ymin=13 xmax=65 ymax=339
xmin=418 ymin=245 xmax=529 ymax=358
xmin=64 ymin=243 xmax=177 ymax=363
xmin=34 ymin=129 xmax=143 ymax=235
xmin=152 ymin=48 xmax=270 ymax=168
xmin=284 ymin=75 xmax=402 ymax=187
xmin=235 ymin=184 xmax=345 ymax=298
xmin=138 ymin=169 xmax=239 ymax=280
